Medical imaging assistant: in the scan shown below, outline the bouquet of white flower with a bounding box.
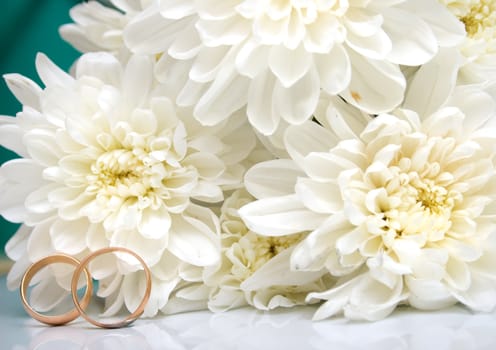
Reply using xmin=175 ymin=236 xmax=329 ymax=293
xmin=1 ymin=0 xmax=496 ymax=322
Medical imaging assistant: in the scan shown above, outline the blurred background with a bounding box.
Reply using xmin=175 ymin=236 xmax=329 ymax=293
xmin=0 ymin=0 xmax=82 ymax=260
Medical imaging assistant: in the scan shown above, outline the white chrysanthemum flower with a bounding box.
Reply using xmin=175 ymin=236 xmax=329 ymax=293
xmin=240 ymin=79 xmax=496 ymax=320
xmin=204 ymin=189 xmax=330 ymax=312
xmin=440 ymin=0 xmax=496 ymax=86
xmin=60 ymin=0 xmax=149 ymax=60
xmin=0 ymin=52 xmax=256 ymax=316
xmin=123 ymin=0 xmax=465 ymax=135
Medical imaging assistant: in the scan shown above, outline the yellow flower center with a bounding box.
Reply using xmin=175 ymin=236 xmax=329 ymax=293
xmin=233 ymin=232 xmax=304 ymax=275
xmin=250 ymin=234 xmax=304 ymax=271
xmin=414 ymin=179 xmax=452 ymax=215
xmin=85 ymin=146 xmax=174 ymax=218
xmin=88 ymin=149 xmax=149 ymax=198
xmin=261 ymin=235 xmax=301 ymax=258
xmin=380 ymin=158 xmax=462 ymax=245
xmin=460 ymin=0 xmax=496 ymax=39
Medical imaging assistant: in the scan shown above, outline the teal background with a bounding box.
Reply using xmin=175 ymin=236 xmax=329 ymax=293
xmin=0 ymin=0 xmax=82 ymax=255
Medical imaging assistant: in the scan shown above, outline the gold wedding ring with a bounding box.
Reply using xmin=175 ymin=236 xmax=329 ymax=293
xmin=71 ymin=247 xmax=152 ymax=329
xmin=20 ymin=247 xmax=152 ymax=329
xmin=20 ymin=254 xmax=93 ymax=326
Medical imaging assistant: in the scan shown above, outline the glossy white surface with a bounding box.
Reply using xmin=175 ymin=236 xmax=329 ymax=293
xmin=1 ymin=276 xmax=496 ymax=350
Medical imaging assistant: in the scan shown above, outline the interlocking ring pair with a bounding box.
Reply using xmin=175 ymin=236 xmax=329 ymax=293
xmin=20 ymin=247 xmax=152 ymax=329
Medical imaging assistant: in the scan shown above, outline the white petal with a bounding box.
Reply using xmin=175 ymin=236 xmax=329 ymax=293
xmin=303 ymin=151 xmax=356 ymax=182
xmin=57 ymin=193 xmax=94 ymax=222
xmin=155 ymin=52 xmax=192 ymax=92
xmin=110 ymin=229 xmax=168 ymax=267
xmin=336 ymin=226 xmax=369 ymax=255
xmin=246 ymin=71 xmax=279 ymax=135
xmin=152 ymin=251 xmax=182 ymax=281
xmin=252 ymin=9 xmax=288 ymax=45
xmin=382 ymin=7 xmax=438 ymax=65
xmin=58 ymin=154 xmax=92 ymax=176
xmin=216 ymin=115 xmax=257 ymax=163
xmin=291 ymin=214 xmax=353 ymax=271
xmin=444 ymin=257 xmax=471 ymax=291
xmin=239 ymin=194 xmax=327 ymax=236
xmin=345 ymin=28 xmax=391 ymax=60
xmin=123 ymin=272 xmax=152 ymax=317
xmin=303 ymin=13 xmax=339 ymax=53
xmin=190 ymin=46 xmax=233 ymax=83
xmin=0 ymin=159 xmax=45 ymax=222
xmin=76 ymin=52 xmax=122 ymax=86
xmin=176 ymin=78 xmax=208 ymax=107
xmin=152 ymin=97 xmax=180 ymax=131
xmin=196 ymin=16 xmax=250 ymax=46
xmin=96 ymin=273 xmax=122 ymax=298
xmin=452 ymin=275 xmax=496 ymax=312
xmin=420 ymin=107 xmax=462 ymax=139
xmin=86 ymin=223 xmax=109 ymax=251
xmin=27 ymin=218 xmax=56 ymax=261
xmin=168 ymin=24 xmax=202 ymax=60
xmin=344 ymin=7 xmax=383 ymax=37
xmin=25 ymin=184 xmax=59 ymax=214
xmin=208 ymin=288 xmax=246 ymax=312
xmin=236 ymin=41 xmax=270 ymax=78
xmin=29 ymin=277 xmax=68 ymax=313
xmin=308 ymin=275 xmax=359 ymax=320
xmin=24 ymin=130 xmax=64 ymax=167
xmin=440 ymin=238 xmax=482 ymax=262
xmin=367 ymin=254 xmax=410 ymax=288
xmin=179 ymin=263 xmax=203 ymax=281
xmin=195 ymin=0 xmax=239 ymax=19
xmin=244 ymin=159 xmax=304 ymax=199
xmin=284 ymin=121 xmax=338 ymax=166
xmin=133 ymin=109 xmax=159 ymax=136
xmin=184 ymin=203 xmax=220 ymax=234
xmin=101 ymin=288 xmax=125 ymax=318
xmin=168 ymin=213 xmax=220 ymax=266
xmin=403 ymin=48 xmax=462 ymax=117
xmin=241 ymin=247 xmax=325 ymax=290
xmin=7 ymin=256 xmax=31 ymax=290
xmin=124 ymin=5 xmax=189 ymax=54
xmin=5 ymin=224 xmax=31 ymax=260
xmin=342 ymin=50 xmax=405 ymax=114
xmin=183 ymin=152 xmax=225 ymax=180
xmin=344 ymin=274 xmax=405 ymax=321
xmin=59 ymin=25 xmax=102 ymax=52
xmin=449 ymin=87 xmax=496 ymax=134
xmin=398 ymin=0 xmax=465 ymax=47
xmin=162 ymin=288 xmax=207 ymax=314
xmin=0 ymin=123 xmax=28 ymax=157
xmin=3 ymin=74 xmax=41 ymax=109
xmin=268 ymin=45 xmax=312 ymax=88
xmin=318 ymin=97 xmax=370 ymax=140
xmin=409 ymin=247 xmax=448 ymax=280
xmin=49 ymin=218 xmax=89 ymax=255
xmin=314 ymin=45 xmax=351 ymax=95
xmin=159 ymin=0 xmax=195 ymax=19
xmin=406 ymin=276 xmax=455 ymax=310
xmin=35 ymin=53 xmax=74 ymax=88
xmin=295 ymin=177 xmax=342 ymax=214
xmin=312 ymin=296 xmax=348 ymax=321
xmin=194 ymin=67 xmax=250 ymax=126
xmin=122 ymin=54 xmax=153 ymax=109
xmin=138 ymin=205 xmax=172 ymax=239
xmin=175 ymin=283 xmax=209 ymax=300
xmin=274 ymin=67 xmax=320 ymax=125
xmin=191 ymin=181 xmax=223 ymax=202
